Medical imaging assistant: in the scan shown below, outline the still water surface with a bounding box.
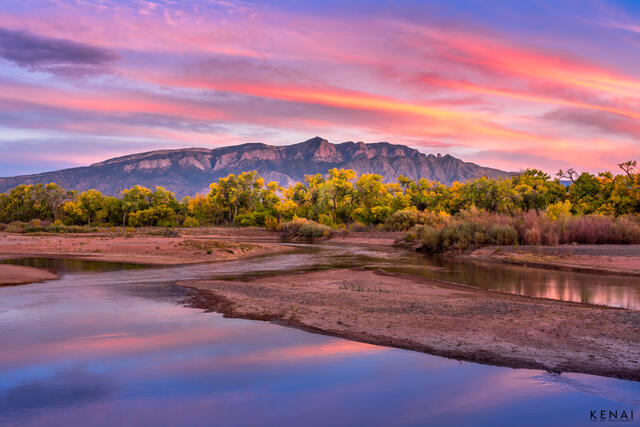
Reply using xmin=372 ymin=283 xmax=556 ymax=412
xmin=1 ymin=244 xmax=639 ymax=426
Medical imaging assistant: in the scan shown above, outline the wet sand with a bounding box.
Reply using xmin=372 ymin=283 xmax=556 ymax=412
xmin=467 ymin=245 xmax=640 ymax=276
xmin=0 ymin=264 xmax=58 ymax=286
xmin=0 ymin=228 xmax=292 ymax=266
xmin=179 ymin=268 xmax=640 ymax=381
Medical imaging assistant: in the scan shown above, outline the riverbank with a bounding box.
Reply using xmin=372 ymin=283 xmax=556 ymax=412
xmin=0 ymin=227 xmax=293 ymax=266
xmin=0 ymin=264 xmax=58 ymax=286
xmin=465 ymin=245 xmax=640 ymax=276
xmin=179 ymin=268 xmax=640 ymax=381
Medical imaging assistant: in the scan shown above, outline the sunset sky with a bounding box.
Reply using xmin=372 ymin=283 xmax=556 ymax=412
xmin=1 ymin=0 xmax=640 ymax=176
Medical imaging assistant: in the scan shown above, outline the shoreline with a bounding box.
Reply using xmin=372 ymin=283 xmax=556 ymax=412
xmin=177 ymin=268 xmax=640 ymax=381
xmin=0 ymin=264 xmax=59 ymax=286
xmin=463 ymin=245 xmax=640 ymax=277
xmin=0 ymin=228 xmax=294 ymax=267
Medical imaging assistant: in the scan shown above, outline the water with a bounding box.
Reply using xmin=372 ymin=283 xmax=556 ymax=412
xmin=1 ymin=245 xmax=639 ymax=426
xmin=376 ymin=249 xmax=640 ymax=310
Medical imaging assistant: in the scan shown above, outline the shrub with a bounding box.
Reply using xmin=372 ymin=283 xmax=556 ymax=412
xmin=280 ymin=218 xmax=333 ymax=242
xmin=3 ymin=221 xmax=97 ymax=234
xmin=384 ymin=209 xmax=448 ymax=231
xmin=546 ymin=200 xmax=572 ymax=221
xmin=405 ymin=210 xmax=640 ymax=253
xmin=183 ymin=216 xmax=200 ymax=227
xmin=487 ymin=224 xmax=518 ymax=246
xmin=347 ymin=222 xmax=371 ymax=232
xmin=5 ymin=221 xmax=27 ymax=233
xmin=264 ymin=216 xmax=280 ymax=231
xmin=318 ymin=214 xmax=337 ymax=228
xmin=524 ymin=227 xmax=541 ymax=245
xmin=413 ymin=224 xmax=441 ymax=253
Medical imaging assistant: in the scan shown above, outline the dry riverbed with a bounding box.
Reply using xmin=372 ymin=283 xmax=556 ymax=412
xmin=179 ymin=268 xmax=640 ymax=381
xmin=0 ymin=227 xmax=292 ymax=266
xmin=467 ymin=245 xmax=640 ymax=276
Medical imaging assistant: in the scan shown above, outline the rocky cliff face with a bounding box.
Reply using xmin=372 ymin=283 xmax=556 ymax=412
xmin=0 ymin=137 xmax=513 ymax=197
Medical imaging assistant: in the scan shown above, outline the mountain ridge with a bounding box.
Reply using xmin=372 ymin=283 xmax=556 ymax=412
xmin=0 ymin=137 xmax=513 ymax=198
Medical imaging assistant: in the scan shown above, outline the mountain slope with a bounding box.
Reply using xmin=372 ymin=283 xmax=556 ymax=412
xmin=0 ymin=137 xmax=512 ymax=198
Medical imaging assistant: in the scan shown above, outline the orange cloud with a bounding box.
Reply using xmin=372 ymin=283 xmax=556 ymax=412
xmin=421 ymin=77 xmax=640 ymax=121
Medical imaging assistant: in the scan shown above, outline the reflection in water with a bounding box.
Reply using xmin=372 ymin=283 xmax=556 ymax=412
xmin=0 ymin=247 xmax=639 ymax=426
xmin=3 ymin=245 xmax=640 ymax=309
xmin=0 ymin=257 xmax=150 ymax=274
xmin=377 ymin=251 xmax=640 ymax=310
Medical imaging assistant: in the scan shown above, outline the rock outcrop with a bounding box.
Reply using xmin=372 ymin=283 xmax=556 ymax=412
xmin=0 ymin=137 xmax=513 ymax=197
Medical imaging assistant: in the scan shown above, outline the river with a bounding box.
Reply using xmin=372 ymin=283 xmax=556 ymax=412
xmin=1 ymin=244 xmax=639 ymax=426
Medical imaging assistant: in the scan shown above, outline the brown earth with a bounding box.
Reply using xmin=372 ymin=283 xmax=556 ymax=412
xmin=178 ymin=268 xmax=640 ymax=381
xmin=0 ymin=227 xmax=292 ymax=266
xmin=466 ymin=245 xmax=640 ymax=276
xmin=0 ymin=264 xmax=58 ymax=286
xmin=331 ymin=231 xmax=401 ymax=246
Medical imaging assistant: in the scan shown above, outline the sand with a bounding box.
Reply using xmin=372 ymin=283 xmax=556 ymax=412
xmin=0 ymin=228 xmax=292 ymax=266
xmin=178 ymin=268 xmax=640 ymax=381
xmin=467 ymin=245 xmax=640 ymax=276
xmin=0 ymin=264 xmax=58 ymax=286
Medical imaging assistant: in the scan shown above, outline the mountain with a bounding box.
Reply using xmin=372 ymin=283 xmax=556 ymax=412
xmin=0 ymin=137 xmax=513 ymax=198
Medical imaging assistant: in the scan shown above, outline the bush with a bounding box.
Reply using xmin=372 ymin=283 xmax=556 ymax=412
xmin=347 ymin=222 xmax=371 ymax=232
xmin=384 ymin=209 xmax=448 ymax=231
xmin=280 ymin=218 xmax=333 ymax=242
xmin=404 ymin=210 xmax=640 ymax=253
xmin=3 ymin=221 xmax=96 ymax=234
xmin=414 ymin=225 xmax=441 ymax=253
xmin=264 ymin=216 xmax=280 ymax=231
xmin=235 ymin=211 xmax=274 ymax=227
xmin=318 ymin=214 xmax=337 ymax=228
xmin=524 ymin=227 xmax=541 ymax=245
xmin=487 ymin=224 xmax=518 ymax=246
xmin=5 ymin=221 xmax=27 ymax=233
xmin=183 ymin=216 xmax=200 ymax=227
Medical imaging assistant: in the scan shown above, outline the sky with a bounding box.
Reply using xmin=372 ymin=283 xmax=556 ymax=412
xmin=1 ymin=0 xmax=640 ymax=176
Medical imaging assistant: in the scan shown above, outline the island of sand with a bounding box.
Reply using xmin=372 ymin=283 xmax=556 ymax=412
xmin=0 ymin=264 xmax=59 ymax=286
xmin=0 ymin=228 xmax=292 ymax=266
xmin=177 ymin=244 xmax=640 ymax=381
xmin=0 ymin=227 xmax=292 ymax=286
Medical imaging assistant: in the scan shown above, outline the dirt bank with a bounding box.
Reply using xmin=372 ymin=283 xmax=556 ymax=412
xmin=466 ymin=245 xmax=640 ymax=276
xmin=0 ymin=264 xmax=58 ymax=286
xmin=0 ymin=227 xmax=293 ymax=266
xmin=331 ymin=231 xmax=401 ymax=247
xmin=178 ymin=268 xmax=640 ymax=381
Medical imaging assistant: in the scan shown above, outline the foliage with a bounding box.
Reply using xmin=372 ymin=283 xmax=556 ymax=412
xmin=182 ymin=216 xmax=200 ymax=227
xmin=403 ymin=210 xmax=640 ymax=253
xmin=280 ymin=218 xmax=333 ymax=241
xmin=383 ymin=209 xmax=449 ymax=231
xmin=0 ymin=162 xmax=638 ymax=239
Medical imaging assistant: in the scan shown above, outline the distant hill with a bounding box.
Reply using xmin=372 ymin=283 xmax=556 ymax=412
xmin=0 ymin=137 xmax=513 ymax=198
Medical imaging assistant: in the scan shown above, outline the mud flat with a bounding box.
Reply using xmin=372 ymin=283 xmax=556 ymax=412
xmin=0 ymin=264 xmax=58 ymax=286
xmin=466 ymin=245 xmax=640 ymax=276
xmin=0 ymin=228 xmax=293 ymax=266
xmin=178 ymin=268 xmax=640 ymax=381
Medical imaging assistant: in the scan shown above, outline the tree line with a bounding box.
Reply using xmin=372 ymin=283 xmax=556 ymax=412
xmin=0 ymin=161 xmax=638 ymax=229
